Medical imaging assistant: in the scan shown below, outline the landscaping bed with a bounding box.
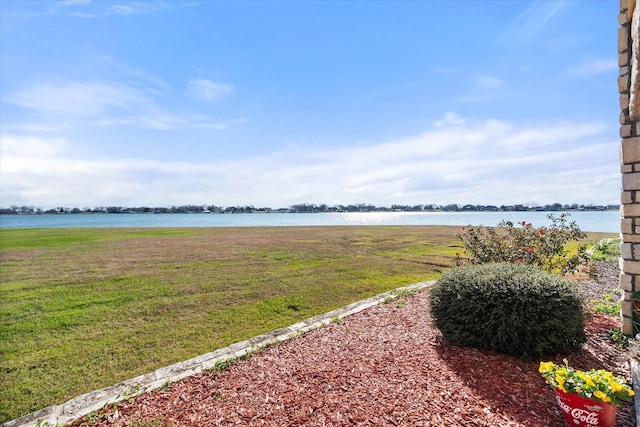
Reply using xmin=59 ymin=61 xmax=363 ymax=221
xmin=70 ymin=261 xmax=633 ymax=427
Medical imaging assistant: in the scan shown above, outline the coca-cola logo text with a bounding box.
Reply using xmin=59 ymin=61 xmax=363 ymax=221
xmin=555 ymin=395 xmax=601 ymax=426
xmin=569 ymin=408 xmax=599 ymax=425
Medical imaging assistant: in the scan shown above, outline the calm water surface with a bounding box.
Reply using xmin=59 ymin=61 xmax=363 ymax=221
xmin=0 ymin=211 xmax=620 ymax=233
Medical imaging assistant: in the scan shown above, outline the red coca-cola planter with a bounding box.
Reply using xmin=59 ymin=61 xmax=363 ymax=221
xmin=554 ymin=389 xmax=617 ymax=427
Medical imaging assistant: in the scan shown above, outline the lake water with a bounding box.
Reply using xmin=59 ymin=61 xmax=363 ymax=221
xmin=0 ymin=211 xmax=620 ymax=233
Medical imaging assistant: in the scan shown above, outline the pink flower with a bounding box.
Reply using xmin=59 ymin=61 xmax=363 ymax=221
xmin=517 ymin=258 xmax=523 ymax=263
xmin=525 ymin=248 xmax=534 ymax=253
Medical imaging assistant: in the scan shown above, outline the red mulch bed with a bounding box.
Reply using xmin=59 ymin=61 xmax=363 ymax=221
xmin=72 ymin=289 xmax=634 ymax=426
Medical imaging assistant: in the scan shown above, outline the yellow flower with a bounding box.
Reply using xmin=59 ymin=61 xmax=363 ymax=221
xmin=539 ymin=361 xmax=554 ymax=373
xmin=593 ymin=390 xmax=611 ymax=403
xmin=602 ymin=371 xmax=614 ymax=380
xmin=539 ymin=361 xmax=634 ymax=406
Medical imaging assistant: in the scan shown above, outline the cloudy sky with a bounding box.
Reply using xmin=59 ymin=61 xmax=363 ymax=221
xmin=0 ymin=0 xmax=620 ymax=209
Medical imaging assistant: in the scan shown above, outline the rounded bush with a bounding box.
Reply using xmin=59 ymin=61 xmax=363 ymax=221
xmin=429 ymin=262 xmax=586 ymax=360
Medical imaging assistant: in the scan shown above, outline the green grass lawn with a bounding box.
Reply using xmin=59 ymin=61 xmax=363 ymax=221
xmin=0 ymin=225 xmax=614 ymax=422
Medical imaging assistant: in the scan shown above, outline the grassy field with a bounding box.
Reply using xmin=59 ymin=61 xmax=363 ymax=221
xmin=0 ymin=226 xmax=614 ymax=422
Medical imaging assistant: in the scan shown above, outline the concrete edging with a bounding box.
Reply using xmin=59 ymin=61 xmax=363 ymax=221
xmin=2 ymin=281 xmax=434 ymax=427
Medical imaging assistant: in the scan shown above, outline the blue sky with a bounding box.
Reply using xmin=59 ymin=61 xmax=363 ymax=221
xmin=0 ymin=0 xmax=621 ymax=209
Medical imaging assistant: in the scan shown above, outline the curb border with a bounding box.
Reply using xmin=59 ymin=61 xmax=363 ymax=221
xmin=3 ymin=281 xmax=434 ymax=427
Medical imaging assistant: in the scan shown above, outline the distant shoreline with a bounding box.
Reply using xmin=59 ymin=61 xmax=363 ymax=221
xmin=0 ymin=204 xmax=620 ymax=215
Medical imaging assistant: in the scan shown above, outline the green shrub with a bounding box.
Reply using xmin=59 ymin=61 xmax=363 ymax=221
xmin=454 ymin=213 xmax=595 ymax=278
xmin=588 ymin=238 xmax=621 ymax=261
xmin=429 ymin=262 xmax=586 ymax=360
xmin=608 ymin=328 xmax=629 ymax=349
xmin=591 ymin=293 xmax=620 ymax=316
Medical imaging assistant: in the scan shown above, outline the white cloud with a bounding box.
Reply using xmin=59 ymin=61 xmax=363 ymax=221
xmin=434 ymin=112 xmax=466 ymax=127
xmin=499 ymin=1 xmax=566 ymax=47
xmin=477 ymin=75 xmax=503 ymax=89
xmin=6 ymin=80 xmax=149 ymax=117
xmin=568 ymin=58 xmax=618 ymax=76
xmin=186 ymin=79 xmax=234 ymax=101
xmin=0 ymin=122 xmax=71 ymax=133
xmin=57 ymin=0 xmax=91 ymax=6
xmin=453 ymin=73 xmax=509 ymax=105
xmin=99 ymin=56 xmax=170 ymax=90
xmin=107 ymin=5 xmax=135 ymax=15
xmin=0 ymin=134 xmax=67 ymax=159
xmin=61 ymin=1 xmax=180 ymax=18
xmin=4 ymin=80 xmax=228 ymax=131
xmin=0 ymin=117 xmax=619 ymax=208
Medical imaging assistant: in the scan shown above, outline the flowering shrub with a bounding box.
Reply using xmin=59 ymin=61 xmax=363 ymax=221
xmin=539 ymin=360 xmax=634 ymax=406
xmin=454 ymin=213 xmax=595 ymax=278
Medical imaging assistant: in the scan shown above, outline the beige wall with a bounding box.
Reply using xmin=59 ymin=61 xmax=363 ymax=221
xmin=619 ymin=0 xmax=640 ymax=335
